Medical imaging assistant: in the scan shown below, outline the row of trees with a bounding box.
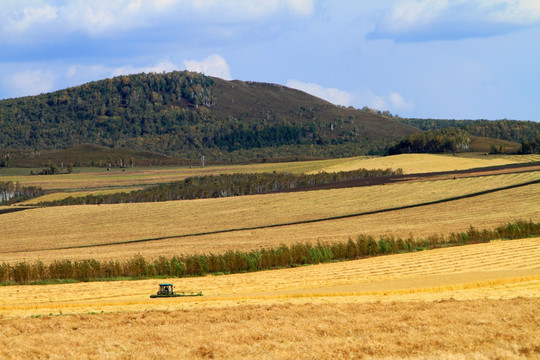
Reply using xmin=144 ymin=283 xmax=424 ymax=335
xmin=38 ymin=168 xmax=401 ymax=206
xmin=1 ymin=220 xmax=537 ymax=284
xmin=0 ymin=181 xmax=44 ymax=205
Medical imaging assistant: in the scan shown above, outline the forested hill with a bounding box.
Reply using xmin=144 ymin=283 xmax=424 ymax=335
xmin=394 ymin=118 xmax=540 ymax=144
xmin=0 ymin=71 xmax=417 ymax=160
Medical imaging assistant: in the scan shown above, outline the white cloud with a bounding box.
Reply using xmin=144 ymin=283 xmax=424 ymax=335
xmin=357 ymin=90 xmax=414 ymax=114
xmin=370 ymin=0 xmax=540 ymax=41
xmin=286 ymin=79 xmax=355 ymax=106
xmin=286 ymin=79 xmax=414 ymax=114
xmin=0 ymin=0 xmax=315 ymax=40
xmin=187 ymin=0 xmax=314 ymax=20
xmin=388 ymin=92 xmax=413 ymax=110
xmin=183 ymin=55 xmax=232 ymax=80
xmin=286 ymin=0 xmax=315 ymax=16
xmin=11 ymin=4 xmax=58 ymax=33
xmin=5 ymin=70 xmax=55 ymax=97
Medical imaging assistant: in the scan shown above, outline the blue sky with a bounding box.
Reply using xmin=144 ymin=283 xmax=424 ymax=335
xmin=1 ymin=0 xmax=539 ymax=121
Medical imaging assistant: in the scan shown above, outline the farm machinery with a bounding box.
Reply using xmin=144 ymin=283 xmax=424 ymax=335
xmin=150 ymin=283 xmax=203 ymax=298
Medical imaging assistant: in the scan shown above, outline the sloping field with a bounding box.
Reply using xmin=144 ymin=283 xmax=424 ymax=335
xmin=1 ymin=238 xmax=539 ymax=359
xmin=1 ymin=172 xmax=538 ymax=263
xmin=313 ymin=153 xmax=540 ymax=174
xmin=0 ymin=157 xmax=362 ymax=192
xmin=2 ymin=154 xmax=538 ymax=193
xmin=1 ymin=237 xmax=539 ymax=316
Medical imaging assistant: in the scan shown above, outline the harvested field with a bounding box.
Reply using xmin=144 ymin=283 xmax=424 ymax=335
xmin=1 ymin=238 xmax=539 ymax=359
xmin=1 ymin=299 xmax=539 ymax=360
xmin=2 ymin=154 xmax=538 ymax=193
xmin=0 ymin=157 xmax=361 ymax=192
xmin=2 ymin=155 xmax=539 ymax=359
xmin=314 ymin=153 xmax=540 ymax=174
xmin=1 ymin=238 xmax=539 ymax=317
xmin=1 ymin=172 xmax=538 ymax=263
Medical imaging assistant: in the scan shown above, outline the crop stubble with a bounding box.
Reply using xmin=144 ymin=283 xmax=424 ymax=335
xmin=0 ymin=238 xmax=539 ymax=359
xmin=1 ymin=172 xmax=538 ymax=263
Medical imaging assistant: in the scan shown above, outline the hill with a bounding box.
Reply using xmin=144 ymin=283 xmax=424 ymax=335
xmin=394 ymin=118 xmax=539 ymax=145
xmin=0 ymin=71 xmax=418 ymax=162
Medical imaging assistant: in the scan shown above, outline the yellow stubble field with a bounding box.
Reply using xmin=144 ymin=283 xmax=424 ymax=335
xmin=313 ymin=153 xmax=540 ymax=174
xmin=0 ymin=156 xmax=362 ymax=192
xmin=1 ymin=237 xmax=539 ymax=359
xmin=2 ymin=153 xmax=539 ymax=195
xmin=1 ymin=171 xmax=539 ymax=263
xmin=1 ymin=154 xmax=540 ymax=359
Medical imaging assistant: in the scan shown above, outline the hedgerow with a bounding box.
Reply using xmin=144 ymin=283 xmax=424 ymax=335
xmin=1 ymin=220 xmax=538 ymax=285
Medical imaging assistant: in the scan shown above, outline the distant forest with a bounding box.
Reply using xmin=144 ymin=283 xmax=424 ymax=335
xmin=395 ymin=118 xmax=539 ymax=144
xmin=1 ymin=70 xmax=538 ymax=161
xmin=387 ymin=128 xmax=472 ymax=155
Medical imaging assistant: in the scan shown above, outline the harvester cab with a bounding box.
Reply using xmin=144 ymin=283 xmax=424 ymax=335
xmin=157 ymin=283 xmax=174 ymax=296
xmin=150 ymin=283 xmax=203 ymax=298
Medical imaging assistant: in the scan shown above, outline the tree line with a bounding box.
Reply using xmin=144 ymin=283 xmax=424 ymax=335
xmin=387 ymin=128 xmax=472 ymax=155
xmin=393 ymin=118 xmax=540 ymax=144
xmin=519 ymin=135 xmax=540 ymax=154
xmin=0 ymin=181 xmax=44 ymax=205
xmin=1 ymin=220 xmax=537 ymax=285
xmin=37 ymin=168 xmax=401 ymax=206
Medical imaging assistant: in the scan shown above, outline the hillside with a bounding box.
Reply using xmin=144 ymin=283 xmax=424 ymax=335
xmin=394 ymin=118 xmax=540 ymax=144
xmin=0 ymin=71 xmax=417 ymax=161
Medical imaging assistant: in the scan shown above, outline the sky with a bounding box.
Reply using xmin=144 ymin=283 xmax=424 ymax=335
xmin=1 ymin=0 xmax=539 ymax=121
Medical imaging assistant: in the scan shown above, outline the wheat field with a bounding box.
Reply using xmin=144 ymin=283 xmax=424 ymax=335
xmin=1 ymin=237 xmax=539 ymax=359
xmin=2 ymin=153 xmax=539 ymax=193
xmin=2 ymin=154 xmax=540 ymax=359
xmin=2 ymin=237 xmax=539 ymax=317
xmin=1 ymin=172 xmax=538 ymax=263
xmin=0 ymin=157 xmax=362 ymax=192
xmin=313 ymin=153 xmax=540 ymax=174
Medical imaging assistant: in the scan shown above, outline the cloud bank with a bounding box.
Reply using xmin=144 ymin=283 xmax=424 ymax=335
xmin=369 ymin=0 xmax=540 ymax=41
xmin=0 ymin=0 xmax=315 ymax=42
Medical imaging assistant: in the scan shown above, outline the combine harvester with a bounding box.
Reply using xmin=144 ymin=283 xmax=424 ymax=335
xmin=150 ymin=283 xmax=203 ymax=298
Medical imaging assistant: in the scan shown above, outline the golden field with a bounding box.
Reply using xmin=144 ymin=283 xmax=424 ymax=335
xmin=0 ymin=156 xmax=360 ymax=192
xmin=1 ymin=299 xmax=538 ymax=359
xmin=1 ymin=154 xmax=540 ymax=359
xmin=1 ymin=171 xmax=539 ymax=263
xmin=311 ymin=153 xmax=540 ymax=174
xmin=1 ymin=237 xmax=539 ymax=359
xmin=2 ymin=153 xmax=539 ymax=194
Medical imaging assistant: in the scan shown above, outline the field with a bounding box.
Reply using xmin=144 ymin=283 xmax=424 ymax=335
xmin=2 ymin=153 xmax=539 ymax=194
xmin=1 ymin=171 xmax=539 ymax=263
xmin=1 ymin=153 xmax=540 ymax=359
xmin=1 ymin=238 xmax=539 ymax=358
xmin=313 ymin=153 xmax=540 ymax=174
